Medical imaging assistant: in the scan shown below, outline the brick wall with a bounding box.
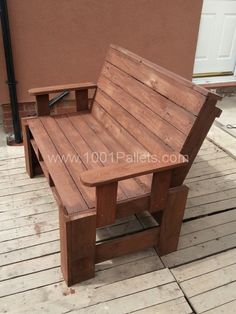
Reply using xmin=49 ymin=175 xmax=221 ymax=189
xmin=1 ymin=100 xmax=77 ymax=134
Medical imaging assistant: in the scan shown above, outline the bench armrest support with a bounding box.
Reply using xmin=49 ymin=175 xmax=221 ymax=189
xmin=80 ymin=153 xmax=188 ymax=187
xmin=81 ymin=152 xmax=188 ymax=227
xmin=29 ymin=82 xmax=97 ymax=116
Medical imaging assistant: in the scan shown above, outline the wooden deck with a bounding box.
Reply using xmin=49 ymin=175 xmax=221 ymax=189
xmin=1 ymin=137 xmax=236 ymax=313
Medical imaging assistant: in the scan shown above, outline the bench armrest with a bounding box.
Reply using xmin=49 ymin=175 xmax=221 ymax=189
xmin=80 ymin=153 xmax=188 ymax=187
xmin=29 ymin=82 xmax=97 ymax=96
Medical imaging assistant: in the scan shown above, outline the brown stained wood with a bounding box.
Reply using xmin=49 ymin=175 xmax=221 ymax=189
xmin=96 ymin=182 xmax=117 ymax=227
xmin=36 ymin=94 xmax=50 ymax=116
xmin=81 ymin=155 xmax=187 ymax=187
xmin=24 ymin=45 xmax=222 ymax=287
xmin=29 ymin=140 xmax=54 ymax=186
xmin=94 ymin=92 xmax=173 ymax=156
xmin=80 ymin=114 xmax=149 ymax=196
xmin=75 ymin=89 xmax=89 ymax=111
xmin=29 ymin=82 xmax=97 ymax=96
xmin=30 ymin=139 xmax=39 ymax=160
xmin=172 ymin=100 xmax=222 ymax=186
xmin=91 ymin=103 xmax=155 ymax=191
xmin=59 ymin=207 xmax=96 ymax=286
xmin=21 ymin=118 xmax=34 ymax=178
xmin=83 ymin=113 xmax=147 ymax=155
xmin=110 ymin=44 xmax=219 ymax=99
xmin=116 ymin=193 xmax=151 ymax=218
xmin=68 ymin=114 xmax=131 ymax=201
xmin=150 ymin=170 xmax=172 ymax=212
xmin=98 ymin=76 xmax=186 ymax=151
xmin=95 ymin=227 xmax=160 ymax=264
xmin=21 ymin=117 xmax=41 ymax=178
xmin=91 ymin=103 xmax=148 ymax=155
xmin=107 ymin=46 xmax=206 ymax=115
xmin=28 ymin=118 xmax=88 ymax=214
xmin=56 ymin=114 xmax=147 ymax=199
xmin=38 ymin=160 xmax=50 ymax=184
xmin=83 ymin=113 xmax=152 ymax=194
xmin=99 ymin=64 xmax=196 ymax=135
xmin=157 ymin=185 xmax=189 ymax=256
xmin=40 ymin=116 xmax=95 ymax=208
xmin=55 ymin=114 xmax=102 ymax=170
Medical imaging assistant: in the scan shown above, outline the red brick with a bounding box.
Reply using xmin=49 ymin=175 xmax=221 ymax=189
xmin=24 ymin=102 xmax=35 ymax=111
xmin=2 ymin=112 xmax=12 ymax=119
xmin=2 ymin=100 xmax=77 ymax=133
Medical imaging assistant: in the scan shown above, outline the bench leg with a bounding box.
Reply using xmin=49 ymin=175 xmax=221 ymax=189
xmin=22 ymin=117 xmax=40 ymax=178
xmin=156 ymin=185 xmax=189 ymax=256
xmin=59 ymin=208 xmax=96 ymax=286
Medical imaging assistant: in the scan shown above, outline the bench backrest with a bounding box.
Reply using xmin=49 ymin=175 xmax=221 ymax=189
xmin=92 ymin=45 xmax=221 ymax=184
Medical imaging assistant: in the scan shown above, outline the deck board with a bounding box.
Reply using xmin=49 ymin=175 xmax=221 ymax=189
xmin=172 ymin=249 xmax=236 ymax=313
xmin=0 ymin=138 xmax=236 ymax=313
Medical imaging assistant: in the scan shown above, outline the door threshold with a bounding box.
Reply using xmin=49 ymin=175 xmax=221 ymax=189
xmin=193 ymin=76 xmax=236 ymax=89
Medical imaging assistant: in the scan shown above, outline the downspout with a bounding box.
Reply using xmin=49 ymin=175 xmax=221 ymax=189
xmin=0 ymin=0 xmax=22 ymax=143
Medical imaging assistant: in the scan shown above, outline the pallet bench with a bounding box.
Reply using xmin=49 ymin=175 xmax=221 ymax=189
xmin=22 ymin=45 xmax=222 ymax=286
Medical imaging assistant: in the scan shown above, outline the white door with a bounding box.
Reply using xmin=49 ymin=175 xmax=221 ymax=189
xmin=194 ymin=0 xmax=236 ymax=75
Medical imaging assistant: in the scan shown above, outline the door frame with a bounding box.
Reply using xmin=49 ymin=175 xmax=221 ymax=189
xmin=193 ymin=65 xmax=236 ymax=85
xmin=193 ymin=0 xmax=236 ymax=86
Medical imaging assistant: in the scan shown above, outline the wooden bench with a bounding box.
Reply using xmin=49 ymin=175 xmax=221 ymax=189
xmin=22 ymin=45 xmax=222 ymax=286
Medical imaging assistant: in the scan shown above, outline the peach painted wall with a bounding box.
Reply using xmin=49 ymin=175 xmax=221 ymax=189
xmin=0 ymin=0 xmax=203 ymax=104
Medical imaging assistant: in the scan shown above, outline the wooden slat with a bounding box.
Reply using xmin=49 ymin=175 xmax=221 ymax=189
xmin=100 ymin=63 xmax=196 ymax=135
xmin=95 ymin=227 xmax=160 ymax=263
xmin=36 ymin=94 xmax=50 ymax=116
xmin=91 ymin=103 xmax=148 ymax=154
xmin=66 ymin=283 xmax=184 ymax=314
xmin=181 ymin=262 xmax=236 ymax=298
xmin=40 ymin=116 xmax=95 ymax=208
xmin=55 ymin=115 xmax=139 ymax=199
xmin=0 ymin=175 xmax=47 ymax=192
xmin=0 ymin=258 xmax=164 ymax=313
xmin=0 ymin=188 xmax=53 ymax=206
xmin=96 ymin=182 xmax=118 ymax=227
xmin=107 ymin=46 xmax=207 ymax=115
xmin=59 ymin=207 xmax=96 ymax=286
xmin=172 ymin=249 xmax=236 ymax=313
xmin=75 ymin=89 xmax=89 ymax=111
xmin=157 ymin=185 xmax=188 ymax=255
xmin=133 ymin=297 xmax=193 ymax=314
xmin=29 ymin=82 xmax=96 ymax=95
xmin=55 ymin=115 xmax=105 ymax=170
xmin=30 ymin=139 xmax=39 ymax=159
xmin=98 ymin=75 xmax=186 ymax=151
xmin=81 ymin=154 xmax=187 ymax=187
xmin=89 ymin=105 xmax=153 ymax=192
xmin=172 ymin=102 xmax=221 ymax=186
xmin=202 ymin=299 xmax=236 ymax=314
xmin=116 ymin=194 xmax=151 ymax=218
xmin=28 ymin=118 xmax=88 ymax=213
xmin=162 ymin=208 xmax=236 ymax=268
xmin=172 ymin=248 xmax=236 ymax=283
xmin=110 ymin=45 xmax=220 ymax=100
xmin=93 ymin=91 xmax=173 ymax=155
xmin=150 ymin=170 xmax=172 ymax=212
xmin=82 ymin=113 xmax=152 ymax=193
xmin=21 ymin=118 xmax=34 ymax=177
xmin=182 ymin=266 xmax=236 ymax=313
xmin=68 ymin=114 xmax=143 ymax=200
xmin=29 ymin=139 xmax=53 ymax=185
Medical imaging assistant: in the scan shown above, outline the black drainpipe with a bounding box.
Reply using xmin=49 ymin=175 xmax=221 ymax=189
xmin=0 ymin=0 xmax=22 ymax=143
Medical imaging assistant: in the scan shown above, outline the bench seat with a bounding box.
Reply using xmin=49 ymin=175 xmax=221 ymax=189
xmin=28 ymin=112 xmax=155 ymax=216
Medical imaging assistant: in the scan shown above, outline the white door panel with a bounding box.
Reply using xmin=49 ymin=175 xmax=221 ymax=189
xmin=194 ymin=0 xmax=236 ymax=75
